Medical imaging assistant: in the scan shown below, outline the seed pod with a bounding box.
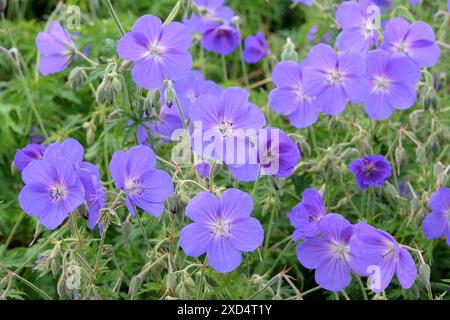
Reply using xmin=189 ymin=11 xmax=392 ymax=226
xmin=416 ymin=146 xmax=426 ymax=165
xmin=418 ymin=263 xmax=431 ymax=288
xmin=281 ymin=38 xmax=298 ymax=61
xmin=121 ymin=220 xmax=132 ymax=248
xmin=128 ymin=275 xmax=143 ymax=298
xmin=409 ymin=110 xmax=420 ymax=129
xmin=340 ymin=148 xmax=359 ymax=159
xmin=395 ymin=146 xmax=406 ymax=166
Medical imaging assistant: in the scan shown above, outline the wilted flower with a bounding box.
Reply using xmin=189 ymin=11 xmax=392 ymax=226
xmin=36 ymin=21 xmax=75 ymax=76
xmin=349 ymin=155 xmax=392 ymax=190
xmin=335 ymin=0 xmax=379 ymax=53
xmin=243 ymin=32 xmax=269 ymax=64
xmin=269 ymin=60 xmax=319 ymax=128
xmin=422 ymin=188 xmax=450 ymax=246
xmin=302 ymin=44 xmax=367 ymax=116
xmin=179 ymin=189 xmax=264 ymax=273
xmin=201 ymin=22 xmax=241 ymax=55
xmin=14 ymin=143 xmax=46 ymax=172
xmin=290 ymin=188 xmax=327 ymax=240
xmin=117 ymin=14 xmax=192 ymax=89
xmin=363 ymin=50 xmax=421 ymax=120
xmin=380 ymin=17 xmax=440 ymax=67
xmin=350 ymin=221 xmax=417 ymax=292
xmin=229 ymin=128 xmax=301 ymax=181
xmin=109 ymin=145 xmax=174 ymax=217
xmin=296 ymin=214 xmax=358 ymax=291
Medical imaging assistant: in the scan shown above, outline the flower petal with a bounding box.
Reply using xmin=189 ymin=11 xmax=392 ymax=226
xmin=207 ymin=238 xmax=242 ymax=273
xmin=179 ymin=222 xmax=213 ymax=257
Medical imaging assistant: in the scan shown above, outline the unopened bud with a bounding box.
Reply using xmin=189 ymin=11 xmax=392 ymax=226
xmin=164 ymin=82 xmax=176 ymax=108
xmin=66 ymin=67 xmax=86 ymax=90
xmin=424 ymin=88 xmax=438 ymax=112
xmin=395 ymin=146 xmax=406 ymax=165
xmin=409 ymin=110 xmax=420 ymax=129
xmin=418 ymin=263 xmax=431 ymax=288
xmin=340 ymin=148 xmax=359 ymax=159
xmin=281 ymin=38 xmax=298 ymax=61
xmin=121 ymin=220 xmax=132 ymax=248
xmin=144 ymin=89 xmax=161 ymax=115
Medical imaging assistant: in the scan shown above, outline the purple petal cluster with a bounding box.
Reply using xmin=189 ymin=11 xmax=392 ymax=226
xmin=18 ymin=138 xmax=105 ymax=230
xmin=243 ymin=32 xmax=269 ymax=64
xmin=293 ymin=212 xmax=417 ymax=292
xmin=190 ymin=87 xmax=266 ymax=163
xmin=290 ymin=188 xmax=327 ymax=240
xmin=117 ymin=15 xmax=192 ymax=90
xmin=362 ymin=50 xmax=421 ymax=120
xmin=109 ymin=145 xmax=174 ymax=217
xmin=351 ymin=222 xmax=417 ymax=292
xmin=335 ymin=0 xmax=379 ymax=53
xmin=381 ymin=17 xmax=441 ymax=67
xmin=349 ymin=155 xmax=392 ymax=190
xmin=14 ymin=143 xmax=46 ymax=172
xmin=201 ymin=22 xmax=241 ymax=55
xmin=269 ymin=60 xmax=320 ymax=128
xmin=422 ymin=188 xmax=450 ymax=246
xmin=292 ymin=0 xmax=313 ymax=6
xmin=36 ymin=21 xmax=75 ymax=76
xmin=229 ymin=128 xmax=300 ymax=181
xmin=302 ymin=44 xmax=367 ymax=116
xmin=179 ymin=189 xmax=264 ymax=273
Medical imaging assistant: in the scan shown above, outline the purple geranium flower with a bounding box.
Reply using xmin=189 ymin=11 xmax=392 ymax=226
xmin=422 ymin=188 xmax=450 ymax=246
xmin=229 ymin=128 xmax=300 ymax=181
xmin=183 ymin=0 xmax=234 ymax=34
xmin=201 ymin=22 xmax=241 ymax=55
xmin=380 ymin=17 xmax=440 ymax=67
xmin=296 ymin=214 xmax=359 ymax=291
xmin=78 ymin=162 xmax=105 ymax=230
xmin=409 ymin=0 xmax=420 ymax=5
xmin=18 ymin=158 xmax=85 ymax=230
xmin=290 ymin=188 xmax=327 ymax=240
xmin=323 ymin=32 xmax=331 ymax=44
xmin=36 ymin=21 xmax=75 ymax=76
xmin=349 ymin=155 xmax=392 ymax=190
xmin=190 ymin=87 xmax=266 ymax=164
xmin=350 ymin=221 xmax=417 ymax=292
xmin=179 ymin=189 xmax=264 ymax=273
xmin=109 ymin=145 xmax=174 ymax=217
xmin=372 ymin=0 xmax=391 ymax=6
xmin=243 ymin=32 xmax=269 ymax=64
xmin=302 ymin=44 xmax=367 ymax=116
xmin=14 ymin=143 xmax=46 ymax=172
xmin=269 ymin=60 xmax=319 ymax=128
xmin=335 ymin=0 xmax=379 ymax=53
xmin=117 ymin=14 xmax=192 ymax=90
xmin=363 ymin=49 xmax=421 ymax=120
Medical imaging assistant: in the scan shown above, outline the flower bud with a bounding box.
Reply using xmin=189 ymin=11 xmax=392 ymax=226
xmin=66 ymin=67 xmax=86 ymax=90
xmin=281 ymin=38 xmax=298 ymax=61
xmin=424 ymin=88 xmax=438 ymax=112
xmin=340 ymin=148 xmax=359 ymax=159
xmin=144 ymin=89 xmax=161 ymax=115
xmin=418 ymin=263 xmax=431 ymax=288
xmin=121 ymin=220 xmax=132 ymax=248
xmin=164 ymin=82 xmax=176 ymax=108
xmin=96 ymin=75 xmax=121 ymax=105
xmin=395 ymin=146 xmax=405 ymax=166
xmin=409 ymin=110 xmax=420 ymax=129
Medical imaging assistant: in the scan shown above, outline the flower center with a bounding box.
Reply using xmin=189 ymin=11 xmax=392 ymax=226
xmin=149 ymin=44 xmax=164 ymax=59
xmin=332 ymin=242 xmax=349 ymax=260
xmin=217 ymin=120 xmax=233 ymax=137
xmin=374 ymin=76 xmax=391 ymax=92
xmin=361 ymin=20 xmax=375 ymax=37
xmin=327 ymin=69 xmax=343 ymax=86
xmin=394 ymin=41 xmax=409 ymax=55
xmin=126 ymin=178 xmax=144 ymax=196
xmin=50 ymin=185 xmax=66 ymax=202
xmin=211 ymin=219 xmax=231 ymax=237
